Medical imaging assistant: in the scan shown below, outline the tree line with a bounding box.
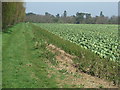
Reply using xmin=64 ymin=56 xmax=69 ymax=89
xmin=1 ymin=2 xmax=118 ymax=30
xmin=2 ymin=2 xmax=25 ymax=30
xmin=26 ymin=11 xmax=118 ymax=24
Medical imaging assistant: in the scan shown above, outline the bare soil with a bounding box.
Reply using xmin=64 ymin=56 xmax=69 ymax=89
xmin=46 ymin=44 xmax=118 ymax=88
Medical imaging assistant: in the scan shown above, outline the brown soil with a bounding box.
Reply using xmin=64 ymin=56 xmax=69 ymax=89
xmin=47 ymin=44 xmax=118 ymax=88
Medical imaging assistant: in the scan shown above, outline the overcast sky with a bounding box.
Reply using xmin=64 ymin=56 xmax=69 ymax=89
xmin=26 ymin=2 xmax=118 ymax=17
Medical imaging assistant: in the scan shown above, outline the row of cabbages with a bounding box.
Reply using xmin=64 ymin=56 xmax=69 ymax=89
xmin=35 ymin=23 xmax=119 ymax=62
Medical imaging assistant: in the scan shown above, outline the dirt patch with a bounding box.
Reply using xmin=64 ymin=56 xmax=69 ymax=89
xmin=47 ymin=44 xmax=77 ymax=74
xmin=47 ymin=44 xmax=118 ymax=88
xmin=26 ymin=63 xmax=32 ymax=67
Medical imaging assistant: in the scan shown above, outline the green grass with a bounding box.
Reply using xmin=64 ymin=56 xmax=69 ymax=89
xmin=2 ymin=23 xmax=58 ymax=88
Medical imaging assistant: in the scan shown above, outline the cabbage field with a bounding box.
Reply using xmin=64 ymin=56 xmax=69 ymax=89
xmin=34 ymin=23 xmax=119 ymax=62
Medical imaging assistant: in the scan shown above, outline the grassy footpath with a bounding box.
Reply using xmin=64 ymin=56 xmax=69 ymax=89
xmin=2 ymin=23 xmax=58 ymax=88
